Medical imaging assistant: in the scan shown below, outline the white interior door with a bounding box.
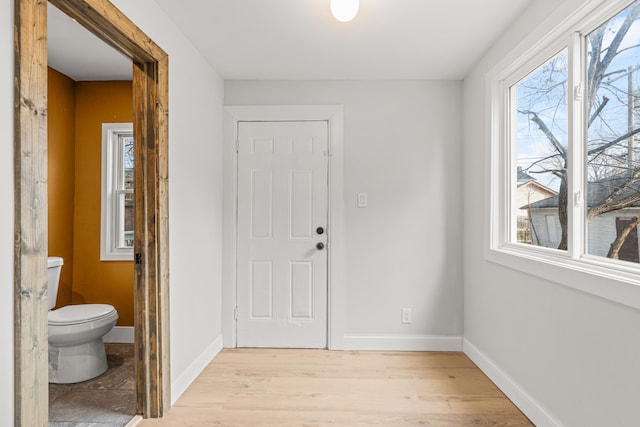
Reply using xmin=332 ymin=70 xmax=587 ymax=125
xmin=236 ymin=121 xmax=328 ymax=348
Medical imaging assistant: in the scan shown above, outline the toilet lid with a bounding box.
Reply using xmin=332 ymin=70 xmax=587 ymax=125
xmin=49 ymin=304 xmax=117 ymax=326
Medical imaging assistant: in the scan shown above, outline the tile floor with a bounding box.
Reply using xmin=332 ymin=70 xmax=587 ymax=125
xmin=49 ymin=343 xmax=136 ymax=427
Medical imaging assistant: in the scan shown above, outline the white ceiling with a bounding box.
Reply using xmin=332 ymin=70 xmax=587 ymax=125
xmin=152 ymin=0 xmax=533 ymax=80
xmin=47 ymin=3 xmax=132 ymax=81
xmin=47 ymin=0 xmax=533 ymax=81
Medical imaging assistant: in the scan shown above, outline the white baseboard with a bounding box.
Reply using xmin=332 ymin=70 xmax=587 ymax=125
xmin=343 ymin=334 xmax=463 ymax=351
xmin=125 ymin=415 xmax=143 ymax=427
xmin=103 ymin=326 xmax=134 ymax=343
xmin=463 ymin=338 xmax=565 ymax=427
xmin=171 ymin=334 xmax=223 ymax=405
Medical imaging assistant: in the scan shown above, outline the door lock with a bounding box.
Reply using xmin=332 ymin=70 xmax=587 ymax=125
xmin=316 ymin=226 xmax=325 ymax=235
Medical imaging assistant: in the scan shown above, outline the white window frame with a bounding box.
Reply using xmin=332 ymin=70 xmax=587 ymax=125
xmin=101 ymin=122 xmax=134 ymax=261
xmin=488 ymin=0 xmax=640 ymax=310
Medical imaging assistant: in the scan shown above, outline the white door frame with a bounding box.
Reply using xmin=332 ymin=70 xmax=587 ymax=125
xmin=223 ymin=105 xmax=345 ymax=350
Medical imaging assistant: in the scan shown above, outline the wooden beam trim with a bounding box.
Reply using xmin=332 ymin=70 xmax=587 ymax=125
xmin=14 ymin=0 xmax=49 ymax=425
xmin=133 ymin=61 xmax=150 ymax=416
xmin=49 ymin=0 xmax=167 ymax=63
xmin=157 ymin=55 xmax=171 ymax=412
xmin=133 ymin=60 xmax=169 ymax=418
xmin=144 ymin=61 xmax=161 ymax=418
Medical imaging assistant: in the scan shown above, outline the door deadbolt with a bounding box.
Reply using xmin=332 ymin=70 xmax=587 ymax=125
xmin=316 ymin=226 xmax=325 ymax=235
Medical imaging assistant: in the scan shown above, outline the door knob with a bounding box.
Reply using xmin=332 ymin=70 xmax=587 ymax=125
xmin=316 ymin=242 xmax=325 ymax=250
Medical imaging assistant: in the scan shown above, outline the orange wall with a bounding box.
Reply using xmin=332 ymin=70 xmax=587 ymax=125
xmin=47 ymin=69 xmax=134 ymax=326
xmin=48 ymin=68 xmax=76 ymax=308
xmin=72 ymin=81 xmax=134 ymax=326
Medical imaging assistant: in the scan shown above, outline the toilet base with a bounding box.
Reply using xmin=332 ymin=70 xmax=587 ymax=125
xmin=48 ymin=339 xmax=109 ymax=384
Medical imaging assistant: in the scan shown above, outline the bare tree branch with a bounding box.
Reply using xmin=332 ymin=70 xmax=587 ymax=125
xmin=587 ymin=168 xmax=640 ymax=220
xmin=588 ymin=96 xmax=609 ymax=127
xmin=519 ymin=110 xmax=567 ymax=156
xmin=587 ymin=126 xmax=640 ymax=156
xmin=525 ymin=153 xmax=564 ymax=173
xmin=588 ymin=3 xmax=640 ymax=106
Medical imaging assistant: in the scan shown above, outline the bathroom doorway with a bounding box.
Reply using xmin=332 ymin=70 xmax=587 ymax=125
xmin=47 ymin=2 xmax=135 ymax=423
xmin=14 ymin=0 xmax=170 ymax=424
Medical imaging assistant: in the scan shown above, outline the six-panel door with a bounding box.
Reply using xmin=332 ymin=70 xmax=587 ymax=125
xmin=236 ymin=121 xmax=328 ymax=348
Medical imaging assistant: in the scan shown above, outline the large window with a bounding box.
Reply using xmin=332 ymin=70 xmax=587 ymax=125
xmin=101 ymin=123 xmax=134 ymax=261
xmin=491 ymin=0 xmax=640 ymax=299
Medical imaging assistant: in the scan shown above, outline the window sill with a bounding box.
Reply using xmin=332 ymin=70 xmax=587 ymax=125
xmin=486 ymin=245 xmax=640 ymax=310
xmin=100 ymin=252 xmax=134 ymax=262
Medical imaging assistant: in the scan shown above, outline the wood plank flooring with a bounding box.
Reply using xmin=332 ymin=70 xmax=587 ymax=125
xmin=138 ymin=349 xmax=533 ymax=426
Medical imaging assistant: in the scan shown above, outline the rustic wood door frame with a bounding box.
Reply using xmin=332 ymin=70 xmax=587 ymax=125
xmin=14 ymin=0 xmax=170 ymax=424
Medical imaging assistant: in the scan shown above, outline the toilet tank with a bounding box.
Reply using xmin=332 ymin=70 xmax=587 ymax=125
xmin=47 ymin=257 xmax=64 ymax=310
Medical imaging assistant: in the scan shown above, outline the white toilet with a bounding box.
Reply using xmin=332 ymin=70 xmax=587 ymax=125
xmin=47 ymin=256 xmax=119 ymax=384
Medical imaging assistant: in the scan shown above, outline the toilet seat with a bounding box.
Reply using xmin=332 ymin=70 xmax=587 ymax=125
xmin=49 ymin=304 xmax=117 ymax=326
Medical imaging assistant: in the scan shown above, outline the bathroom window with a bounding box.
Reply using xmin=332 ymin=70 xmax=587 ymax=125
xmin=101 ymin=123 xmax=134 ymax=261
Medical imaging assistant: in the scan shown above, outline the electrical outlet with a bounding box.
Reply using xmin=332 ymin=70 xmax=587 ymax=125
xmin=401 ymin=308 xmax=412 ymax=324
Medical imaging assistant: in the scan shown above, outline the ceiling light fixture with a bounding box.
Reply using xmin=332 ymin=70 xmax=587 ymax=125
xmin=330 ymin=0 xmax=359 ymax=23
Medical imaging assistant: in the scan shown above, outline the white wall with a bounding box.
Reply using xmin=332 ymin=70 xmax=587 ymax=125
xmin=225 ymin=81 xmax=464 ymax=348
xmin=463 ymin=0 xmax=640 ymax=425
xmin=109 ymin=0 xmax=225 ymax=401
xmin=0 ymin=0 xmax=14 ymax=424
xmin=1 ymin=1 xmax=224 ymax=421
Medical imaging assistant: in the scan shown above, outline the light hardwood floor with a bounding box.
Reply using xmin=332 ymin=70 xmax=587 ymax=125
xmin=138 ymin=349 xmax=533 ymax=426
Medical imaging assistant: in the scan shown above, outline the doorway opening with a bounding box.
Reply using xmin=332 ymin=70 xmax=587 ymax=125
xmin=15 ymin=0 xmax=169 ymax=424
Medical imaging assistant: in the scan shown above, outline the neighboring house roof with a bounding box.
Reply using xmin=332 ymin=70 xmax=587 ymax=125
xmin=517 ymin=167 xmax=557 ymax=193
xmin=517 ymin=180 xmax=557 ymax=195
xmin=517 ymin=166 xmax=536 ymax=184
xmin=515 ymin=167 xmax=557 ymax=211
xmin=525 ymin=175 xmax=640 ymax=209
xmin=526 ymin=195 xmax=560 ymax=209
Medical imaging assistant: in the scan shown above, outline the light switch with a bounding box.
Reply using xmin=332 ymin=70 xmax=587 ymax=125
xmin=357 ymin=192 xmax=368 ymax=208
